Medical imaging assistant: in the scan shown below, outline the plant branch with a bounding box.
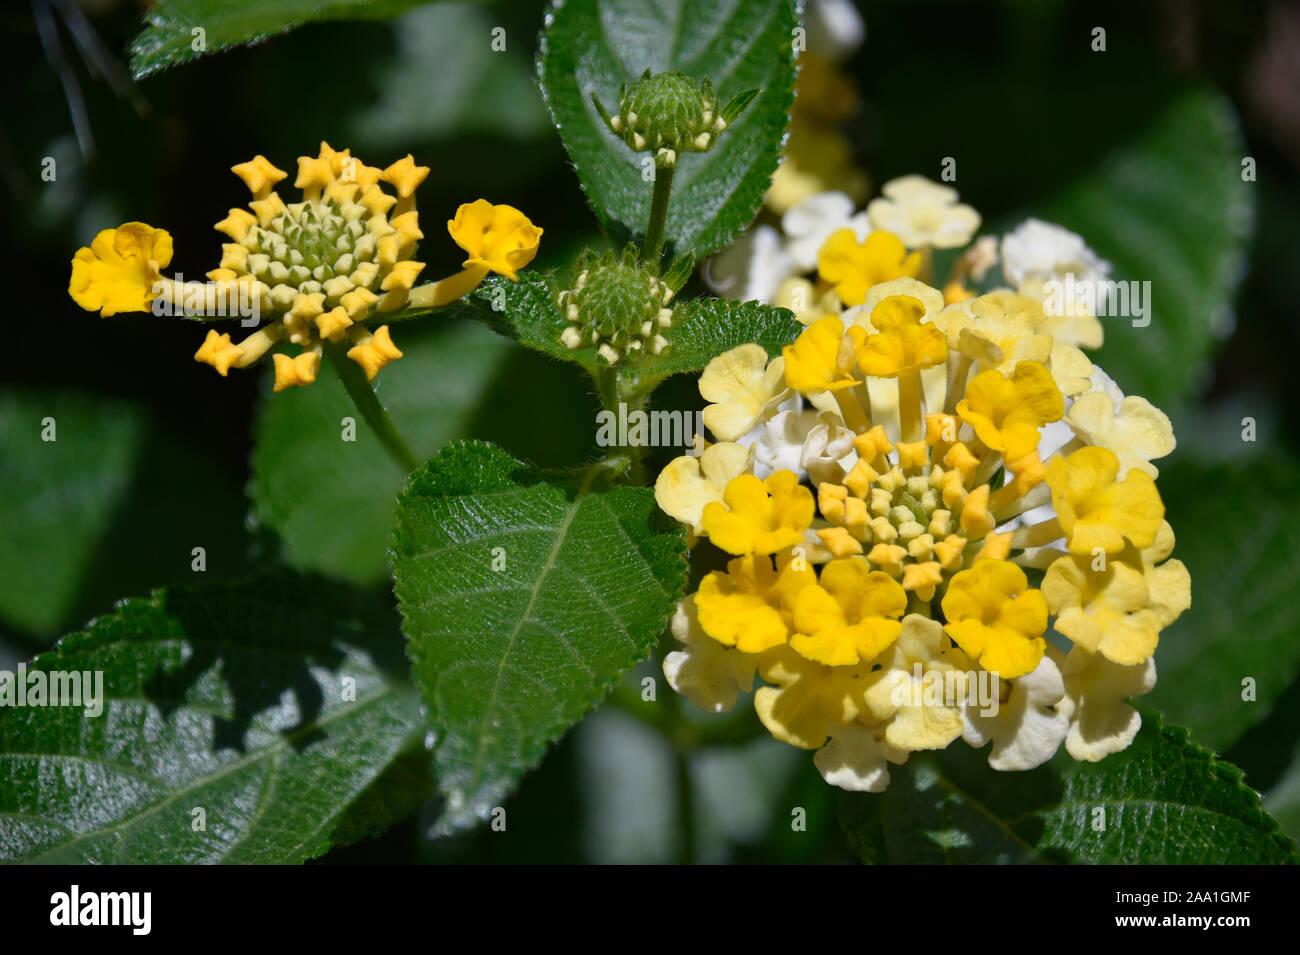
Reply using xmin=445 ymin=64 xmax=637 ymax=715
xmin=642 ymin=160 xmax=676 ymax=263
xmin=326 ymin=343 xmax=420 ymax=473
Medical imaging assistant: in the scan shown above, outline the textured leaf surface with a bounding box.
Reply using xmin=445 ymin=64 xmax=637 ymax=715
xmin=1036 ymin=87 xmax=1252 ymax=410
xmin=130 ymin=0 xmax=426 ymax=78
xmin=0 ymin=574 xmax=421 ymax=863
xmin=838 ymin=718 xmax=1297 ymax=864
xmin=1143 ymin=455 xmax=1300 ymax=751
xmin=640 ymin=295 xmax=803 ymax=378
xmin=391 ymin=440 xmax=688 ymax=833
xmin=537 ymin=0 xmax=798 ymax=257
xmin=448 ymin=273 xmax=802 ymax=381
xmin=250 ymin=318 xmax=598 ymax=586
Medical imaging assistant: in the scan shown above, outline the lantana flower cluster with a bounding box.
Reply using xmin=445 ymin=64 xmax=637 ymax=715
xmin=69 ymin=142 xmax=541 ymax=390
xmin=656 ymin=204 xmax=1188 ymax=790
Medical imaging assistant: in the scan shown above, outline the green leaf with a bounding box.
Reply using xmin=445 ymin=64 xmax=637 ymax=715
xmin=0 ymin=389 xmax=249 ymax=640
xmin=1034 ymin=86 xmax=1252 ymax=410
xmin=537 ymin=0 xmax=798 ymax=258
xmin=390 ymin=440 xmax=688 ymax=833
xmin=441 ymin=272 xmax=592 ymax=372
xmin=339 ymin=2 xmax=551 ymax=149
xmin=1142 ymin=454 xmax=1300 ymax=751
xmin=1264 ymin=751 xmax=1300 ymax=846
xmin=446 ymin=273 xmax=802 ymax=383
xmin=249 ymin=318 xmax=598 ymax=586
xmin=0 ymin=573 xmax=422 ymax=863
xmin=640 ymin=295 xmax=802 ymax=379
xmin=129 ymin=0 xmax=427 ymax=78
xmin=838 ymin=717 xmax=1297 ymax=865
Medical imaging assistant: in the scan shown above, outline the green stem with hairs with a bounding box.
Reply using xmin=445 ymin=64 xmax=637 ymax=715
xmin=596 ymin=365 xmax=651 ymax=485
xmin=642 ymin=160 xmax=676 ymax=264
xmin=327 ymin=342 xmax=419 ymax=472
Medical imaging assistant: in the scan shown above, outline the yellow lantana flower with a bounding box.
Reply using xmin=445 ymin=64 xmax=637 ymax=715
xmin=447 ymin=199 xmax=543 ymax=282
xmin=1046 ymin=446 xmax=1164 ymax=555
xmin=957 ymin=360 xmax=1064 ymax=461
xmin=68 ymin=143 xmax=540 ymax=390
xmin=1066 ymin=390 xmax=1176 ymax=478
xmin=817 ymin=229 xmax=921 ymax=306
xmin=782 ymin=315 xmax=863 ymax=393
xmin=789 ymin=559 xmax=907 ymax=666
xmin=855 ymin=294 xmax=949 ymax=377
xmin=698 ymin=344 xmax=791 ymax=441
xmin=942 ymin=559 xmax=1048 ymax=678
xmin=69 ymin=223 xmax=173 ymax=317
xmin=653 ymin=271 xmax=1186 ymax=790
xmin=754 ymin=647 xmax=874 ymax=750
xmin=701 ymin=471 xmax=814 ymax=555
xmin=695 ymin=552 xmax=814 ymax=653
xmin=1041 ymin=521 xmax=1190 ymax=665
xmin=861 ymin=614 xmax=972 ymax=750
xmin=653 ymin=441 xmax=753 ymax=537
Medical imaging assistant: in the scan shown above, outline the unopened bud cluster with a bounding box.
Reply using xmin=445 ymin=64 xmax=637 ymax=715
xmin=558 ymin=248 xmax=674 ymax=365
xmin=597 ymin=71 xmax=729 ymax=166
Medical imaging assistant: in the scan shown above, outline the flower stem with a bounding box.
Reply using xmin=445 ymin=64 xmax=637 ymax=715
xmin=596 ymin=365 xmax=649 ymax=485
xmin=642 ymin=160 xmax=676 ymax=263
xmin=327 ymin=343 xmax=419 ymax=472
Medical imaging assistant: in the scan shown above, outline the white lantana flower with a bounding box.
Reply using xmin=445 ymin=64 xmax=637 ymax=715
xmin=1051 ymin=645 xmax=1156 ymax=762
xmin=1000 ymin=218 xmax=1111 ymax=288
xmin=804 ymin=0 xmax=866 ymax=62
xmin=800 ymin=413 xmax=858 ymax=486
xmin=1001 ymin=219 xmax=1110 ymax=348
xmin=663 ymin=595 xmax=758 ymax=713
xmin=703 ymin=224 xmax=797 ymax=305
xmin=750 ymin=407 xmax=823 ymax=479
xmin=866 ymin=175 xmax=981 ymax=249
xmin=782 ymin=191 xmax=871 ymax=270
xmin=814 ymin=721 xmax=909 ymax=792
xmin=963 ymin=653 xmax=1069 ymax=771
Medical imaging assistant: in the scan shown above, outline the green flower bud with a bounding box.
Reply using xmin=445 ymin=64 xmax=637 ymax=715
xmin=592 ymin=70 xmax=758 ymax=166
xmin=558 ymin=247 xmax=675 ymax=365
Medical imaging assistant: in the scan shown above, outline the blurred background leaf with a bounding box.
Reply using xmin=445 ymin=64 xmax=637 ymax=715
xmin=130 ymin=0 xmax=432 ymax=77
xmin=0 ymin=389 xmax=252 ymax=643
xmin=250 ymin=318 xmax=599 ymax=585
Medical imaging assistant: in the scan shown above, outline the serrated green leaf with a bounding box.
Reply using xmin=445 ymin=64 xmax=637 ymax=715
xmin=838 ymin=717 xmax=1297 ymax=865
xmin=0 ymin=389 xmax=249 ymax=640
xmin=390 ymin=440 xmax=688 ymax=833
xmin=1142 ymin=454 xmax=1300 ymax=751
xmin=537 ymin=0 xmax=798 ymax=258
xmin=441 ymin=272 xmax=591 ymax=372
xmin=129 ymin=0 xmax=428 ymax=79
xmin=0 ymin=573 xmax=421 ymax=863
xmin=249 ymin=318 xmax=598 ymax=586
xmin=446 ymin=273 xmax=802 ymax=384
xmin=640 ymin=295 xmax=802 ymax=379
xmin=1034 ymin=86 xmax=1252 ymax=410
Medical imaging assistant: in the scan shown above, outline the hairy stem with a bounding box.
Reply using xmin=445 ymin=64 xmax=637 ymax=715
xmin=642 ymin=160 xmax=676 ymax=263
xmin=327 ymin=343 xmax=419 ymax=472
